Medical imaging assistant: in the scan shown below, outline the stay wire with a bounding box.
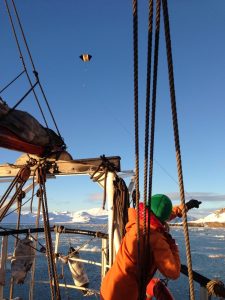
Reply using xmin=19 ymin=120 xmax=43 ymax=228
xmin=11 ymin=0 xmax=64 ymax=141
xmin=3 ymin=191 xmax=37 ymax=219
xmin=0 ymin=70 xmax=25 ymax=94
xmin=4 ymin=0 xmax=49 ymax=130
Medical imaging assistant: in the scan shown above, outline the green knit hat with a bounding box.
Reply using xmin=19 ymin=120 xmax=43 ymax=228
xmin=150 ymin=194 xmax=172 ymax=222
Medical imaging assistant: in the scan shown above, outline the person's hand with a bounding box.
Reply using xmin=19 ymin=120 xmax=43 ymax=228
xmin=186 ymin=199 xmax=202 ymax=210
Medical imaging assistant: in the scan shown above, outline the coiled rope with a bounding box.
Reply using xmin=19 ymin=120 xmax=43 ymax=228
xmin=206 ymin=279 xmax=225 ymax=298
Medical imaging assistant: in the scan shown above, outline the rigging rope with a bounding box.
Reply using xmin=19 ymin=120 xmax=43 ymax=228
xmin=132 ymin=1 xmax=142 ymax=298
xmin=0 ymin=164 xmax=31 ymax=222
xmin=4 ymin=0 xmax=49 ymax=130
xmin=11 ymin=0 xmax=63 ymax=141
xmin=0 ymin=70 xmax=25 ymax=94
xmin=143 ymin=0 xmax=162 ymax=298
xmin=37 ymin=165 xmax=61 ymax=299
xmin=29 ymin=191 xmax=44 ymax=299
xmin=9 ymin=185 xmax=23 ymax=299
xmin=161 ymin=0 xmax=195 ymax=298
xmin=147 ymin=0 xmax=161 ymax=211
xmin=143 ymin=0 xmax=154 ymax=238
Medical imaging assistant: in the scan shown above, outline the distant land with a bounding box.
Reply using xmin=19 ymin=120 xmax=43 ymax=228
xmin=170 ymin=208 xmax=225 ymax=228
xmin=1 ymin=207 xmax=108 ymax=224
xmin=1 ymin=207 xmax=225 ymax=228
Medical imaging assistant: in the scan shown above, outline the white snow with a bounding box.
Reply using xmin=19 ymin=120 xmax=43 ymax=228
xmin=2 ymin=207 xmax=109 ymax=224
xmin=2 ymin=206 xmax=225 ymax=225
xmin=192 ymin=209 xmax=225 ymax=224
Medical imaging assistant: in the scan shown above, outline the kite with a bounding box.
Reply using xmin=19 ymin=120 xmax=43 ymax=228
xmin=79 ymin=54 xmax=92 ymax=62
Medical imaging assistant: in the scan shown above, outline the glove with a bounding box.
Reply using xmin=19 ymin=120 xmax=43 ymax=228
xmin=186 ymin=199 xmax=202 ymax=210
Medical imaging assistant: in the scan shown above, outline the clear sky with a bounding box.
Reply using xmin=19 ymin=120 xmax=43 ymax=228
xmin=0 ymin=0 xmax=225 ymax=215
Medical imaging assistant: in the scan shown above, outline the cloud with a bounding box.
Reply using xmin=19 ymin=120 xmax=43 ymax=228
xmin=166 ymin=192 xmax=225 ymax=202
xmin=87 ymin=192 xmax=102 ymax=202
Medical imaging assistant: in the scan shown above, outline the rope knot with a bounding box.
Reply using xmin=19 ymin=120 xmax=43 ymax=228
xmin=206 ymin=279 xmax=225 ymax=297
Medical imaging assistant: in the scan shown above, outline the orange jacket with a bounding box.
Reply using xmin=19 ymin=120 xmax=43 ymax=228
xmin=100 ymin=207 xmax=180 ymax=300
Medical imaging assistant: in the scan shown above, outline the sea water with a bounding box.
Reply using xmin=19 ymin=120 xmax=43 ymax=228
xmin=1 ymin=225 xmax=225 ymax=300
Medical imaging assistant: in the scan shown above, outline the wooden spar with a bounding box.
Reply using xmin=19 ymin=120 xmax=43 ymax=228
xmin=0 ymin=156 xmax=121 ymax=178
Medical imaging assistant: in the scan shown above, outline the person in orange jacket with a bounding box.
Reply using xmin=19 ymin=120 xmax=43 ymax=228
xmin=145 ymin=197 xmax=201 ymax=300
xmin=100 ymin=194 xmax=201 ymax=300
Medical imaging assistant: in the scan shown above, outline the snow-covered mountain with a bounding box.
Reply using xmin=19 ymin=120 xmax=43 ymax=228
xmin=71 ymin=208 xmax=108 ymax=224
xmin=170 ymin=208 xmax=225 ymax=227
xmin=192 ymin=208 xmax=225 ymax=225
xmin=1 ymin=207 xmax=108 ymax=224
xmin=2 ymin=207 xmax=225 ymax=226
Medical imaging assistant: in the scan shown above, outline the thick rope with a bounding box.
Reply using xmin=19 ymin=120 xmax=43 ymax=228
xmin=132 ymin=1 xmax=141 ymax=298
xmin=113 ymin=177 xmax=129 ymax=238
xmin=161 ymin=0 xmax=195 ymax=299
xmin=147 ymin=0 xmax=161 ymax=209
xmin=141 ymin=0 xmax=154 ymax=298
xmin=29 ymin=193 xmax=42 ymax=299
xmin=38 ymin=187 xmax=54 ymax=299
xmin=140 ymin=1 xmax=162 ymax=297
xmin=38 ymin=167 xmax=61 ymax=299
xmin=42 ymin=175 xmax=61 ymax=299
xmin=143 ymin=0 xmax=154 ymax=237
xmin=206 ymin=280 xmax=225 ymax=298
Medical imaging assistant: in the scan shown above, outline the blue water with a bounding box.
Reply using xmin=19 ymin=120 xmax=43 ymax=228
xmin=1 ymin=225 xmax=225 ymax=299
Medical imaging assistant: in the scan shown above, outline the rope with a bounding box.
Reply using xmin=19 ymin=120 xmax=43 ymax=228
xmin=9 ymin=184 xmax=23 ymax=299
xmin=0 ymin=70 xmax=25 ymax=94
xmin=207 ymin=280 xmax=225 ymax=297
xmin=113 ymin=177 xmax=129 ymax=238
xmin=90 ymin=155 xmax=117 ymax=209
xmin=148 ymin=0 xmax=161 ymax=209
xmin=0 ymin=165 xmax=31 ymax=222
xmin=132 ymin=0 xmax=142 ymax=298
xmin=38 ymin=166 xmax=61 ymax=299
xmin=161 ymin=0 xmax=195 ymax=299
xmin=11 ymin=0 xmax=64 ymax=141
xmin=68 ymin=236 xmax=96 ymax=255
xmin=143 ymin=0 xmax=154 ymax=237
xmin=4 ymin=0 xmax=49 ymax=130
xmin=142 ymin=0 xmax=162 ymax=298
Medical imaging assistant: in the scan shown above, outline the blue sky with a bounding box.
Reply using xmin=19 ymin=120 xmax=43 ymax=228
xmin=0 ymin=0 xmax=225 ymax=215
